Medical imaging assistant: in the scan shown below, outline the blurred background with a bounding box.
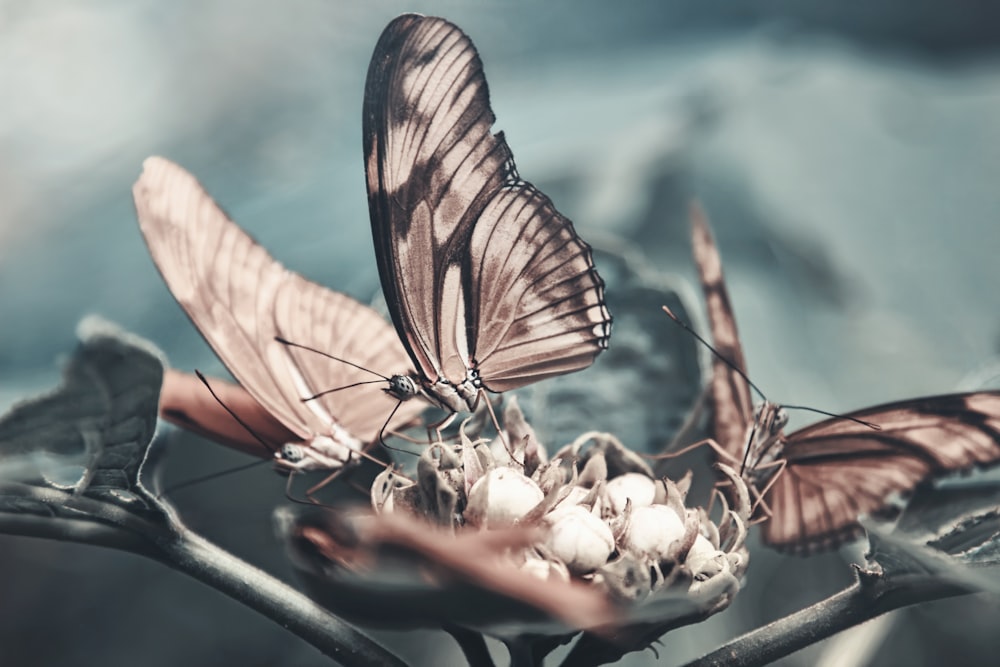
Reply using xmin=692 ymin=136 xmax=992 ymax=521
xmin=2 ymin=1 xmax=999 ymax=665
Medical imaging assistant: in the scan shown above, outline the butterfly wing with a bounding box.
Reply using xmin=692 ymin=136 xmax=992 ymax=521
xmin=159 ymin=369 xmax=298 ymax=458
xmin=763 ymin=391 xmax=1000 ymax=553
xmin=133 ymin=157 xmax=423 ymax=446
xmin=689 ymin=205 xmax=754 ymax=459
xmin=364 ymin=15 xmax=611 ymax=393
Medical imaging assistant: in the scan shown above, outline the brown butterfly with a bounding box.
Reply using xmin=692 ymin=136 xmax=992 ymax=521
xmin=363 ymin=14 xmax=612 ymax=421
xmin=134 ymin=157 xmax=426 ymax=472
xmin=688 ymin=204 xmax=1000 ymax=554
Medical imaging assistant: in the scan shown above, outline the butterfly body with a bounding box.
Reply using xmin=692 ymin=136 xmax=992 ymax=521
xmin=416 ymin=371 xmax=483 ymax=414
xmin=740 ymin=401 xmax=789 ymax=488
xmin=279 ymin=432 xmax=361 ymax=472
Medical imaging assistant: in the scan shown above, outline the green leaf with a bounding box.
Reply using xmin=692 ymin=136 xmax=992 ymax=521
xmin=0 ymin=316 xmax=169 ymax=529
xmin=864 ymin=479 xmax=1000 ymax=593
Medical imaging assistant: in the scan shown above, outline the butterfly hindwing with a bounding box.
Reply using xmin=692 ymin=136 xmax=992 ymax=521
xmin=766 ymin=390 xmax=1000 ymax=552
xmin=364 ymin=15 xmax=611 ymax=395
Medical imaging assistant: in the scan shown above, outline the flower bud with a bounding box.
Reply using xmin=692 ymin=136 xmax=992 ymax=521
xmin=620 ymin=504 xmax=687 ymax=561
xmin=545 ymin=505 xmax=615 ymax=574
xmin=519 ymin=553 xmax=571 ymax=583
xmin=465 ymin=467 xmax=544 ymax=528
xmin=686 ymin=534 xmax=726 ymax=579
xmin=606 ymin=472 xmax=657 ymax=515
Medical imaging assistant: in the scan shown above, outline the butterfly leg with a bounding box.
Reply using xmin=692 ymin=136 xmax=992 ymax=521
xmin=472 ymin=388 xmax=514 ymax=458
xmin=425 ymin=409 xmax=458 ymax=444
xmin=647 ymin=437 xmax=742 ymax=466
xmin=376 ymin=399 xmax=430 ymax=456
xmin=305 ymin=459 xmax=354 ymax=499
xmin=746 ymin=458 xmax=787 ymax=524
xmin=660 ymin=383 xmax=711 ymax=456
xmin=647 ymin=437 xmax=742 ymax=515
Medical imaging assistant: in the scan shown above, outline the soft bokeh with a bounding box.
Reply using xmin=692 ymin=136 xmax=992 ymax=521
xmin=2 ymin=1 xmax=999 ymax=665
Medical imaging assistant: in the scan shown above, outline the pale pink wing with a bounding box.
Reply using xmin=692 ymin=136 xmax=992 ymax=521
xmin=364 ymin=15 xmax=611 ymax=392
xmin=764 ymin=391 xmax=1000 ymax=553
xmin=690 ymin=204 xmax=754 ymax=459
xmin=133 ymin=157 xmax=424 ymax=445
xmin=159 ymin=369 xmax=297 ymax=458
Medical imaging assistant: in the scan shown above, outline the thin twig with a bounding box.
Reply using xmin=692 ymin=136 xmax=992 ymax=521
xmin=0 ymin=483 xmax=408 ymax=667
xmin=682 ymin=569 xmax=973 ymax=667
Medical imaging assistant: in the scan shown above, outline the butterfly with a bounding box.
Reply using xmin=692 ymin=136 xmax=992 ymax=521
xmin=134 ymin=157 xmax=426 ymax=472
xmin=362 ymin=14 xmax=612 ymax=421
xmin=687 ymin=204 xmax=1000 ymax=554
xmin=136 ymin=14 xmax=611 ymax=469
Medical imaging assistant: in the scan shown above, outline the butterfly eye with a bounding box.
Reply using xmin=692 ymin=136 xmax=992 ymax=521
xmin=773 ymin=408 xmax=789 ymax=432
xmin=280 ymin=443 xmax=306 ymax=463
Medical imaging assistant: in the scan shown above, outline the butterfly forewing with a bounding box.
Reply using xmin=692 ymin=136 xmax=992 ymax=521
xmin=364 ymin=15 xmax=611 ymax=397
xmin=690 ymin=204 xmax=754 ymax=460
xmin=134 ymin=157 xmax=423 ymax=448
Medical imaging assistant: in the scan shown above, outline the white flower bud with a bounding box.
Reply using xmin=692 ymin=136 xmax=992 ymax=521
xmin=621 ymin=504 xmax=686 ymax=561
xmin=686 ymin=534 xmax=725 ymax=578
xmin=465 ymin=467 xmax=544 ymax=528
xmin=544 ymin=505 xmax=615 ymax=574
xmin=606 ymin=473 xmax=657 ymax=515
xmin=519 ymin=553 xmax=571 ymax=583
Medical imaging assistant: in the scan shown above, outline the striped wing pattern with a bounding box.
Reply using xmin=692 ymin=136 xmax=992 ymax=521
xmin=690 ymin=204 xmax=754 ymax=459
xmin=364 ymin=15 xmax=611 ymax=394
xmin=134 ymin=157 xmax=423 ymax=447
xmin=767 ymin=391 xmax=1000 ymax=552
xmin=690 ymin=204 xmax=1000 ymax=553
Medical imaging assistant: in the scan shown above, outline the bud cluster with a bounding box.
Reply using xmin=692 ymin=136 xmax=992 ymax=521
xmin=370 ymin=399 xmax=750 ymax=620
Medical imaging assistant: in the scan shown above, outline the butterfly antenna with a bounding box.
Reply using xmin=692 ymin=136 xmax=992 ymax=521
xmin=193 ymin=370 xmax=279 ymax=457
xmin=275 ymin=336 xmax=390 ymax=381
xmin=782 ymin=404 xmax=882 ymax=430
xmin=662 ymin=306 xmax=768 ymax=403
xmin=163 ymin=458 xmax=272 ymax=497
xmin=302 ymin=379 xmax=388 ymax=402
xmin=739 ymin=422 xmax=758 ymax=477
xmin=159 ymin=371 xmax=287 ymax=497
xmin=376 ymin=400 xmax=421 ymax=458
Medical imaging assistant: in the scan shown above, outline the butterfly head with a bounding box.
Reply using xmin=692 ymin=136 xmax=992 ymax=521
xmin=276 ymin=443 xmax=307 ymax=471
xmin=385 ymin=374 xmax=420 ymax=402
xmin=744 ymin=402 xmax=788 ymax=476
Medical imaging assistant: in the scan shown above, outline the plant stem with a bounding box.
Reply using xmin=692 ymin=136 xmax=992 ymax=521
xmin=682 ymin=570 xmax=972 ymax=667
xmin=0 ymin=483 xmax=407 ymax=667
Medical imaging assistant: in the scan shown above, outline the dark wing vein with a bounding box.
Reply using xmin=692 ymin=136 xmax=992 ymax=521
xmin=467 ymin=185 xmax=610 ymax=391
xmin=365 ymin=14 xmax=513 ymax=385
xmin=763 ymin=390 xmax=1000 ymax=552
xmin=134 ymin=157 xmax=421 ymax=444
xmin=365 ymin=15 xmax=610 ymax=393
